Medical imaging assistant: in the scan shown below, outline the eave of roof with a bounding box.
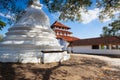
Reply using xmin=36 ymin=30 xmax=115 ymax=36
xmin=57 ymin=35 xmax=80 ymax=42
xmin=70 ymin=36 xmax=120 ymax=46
xmin=54 ymin=29 xmax=72 ymax=34
xmin=51 ymin=21 xmax=71 ymax=29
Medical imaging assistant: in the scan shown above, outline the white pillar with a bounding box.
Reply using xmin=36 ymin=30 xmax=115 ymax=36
xmin=109 ymin=44 xmax=112 ymax=50
xmin=99 ymin=45 xmax=101 ymax=49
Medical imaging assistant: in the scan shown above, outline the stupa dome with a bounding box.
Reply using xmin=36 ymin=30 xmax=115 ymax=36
xmin=0 ymin=0 xmax=71 ymax=63
xmin=14 ymin=0 xmax=50 ymax=28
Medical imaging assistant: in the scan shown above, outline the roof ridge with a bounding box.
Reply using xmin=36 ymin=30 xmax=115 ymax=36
xmin=51 ymin=21 xmax=71 ymax=29
xmin=80 ymin=36 xmax=120 ymax=40
xmin=70 ymin=36 xmax=120 ymax=46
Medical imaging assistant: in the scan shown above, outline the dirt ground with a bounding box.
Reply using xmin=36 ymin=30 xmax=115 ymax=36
xmin=0 ymin=54 xmax=120 ymax=80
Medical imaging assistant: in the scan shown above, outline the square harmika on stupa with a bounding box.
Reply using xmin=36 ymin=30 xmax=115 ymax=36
xmin=0 ymin=0 xmax=70 ymax=63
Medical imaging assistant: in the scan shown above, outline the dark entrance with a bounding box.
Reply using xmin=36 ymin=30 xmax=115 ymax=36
xmin=92 ymin=45 xmax=99 ymax=49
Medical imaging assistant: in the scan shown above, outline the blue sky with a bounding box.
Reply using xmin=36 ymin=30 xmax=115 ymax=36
xmin=38 ymin=3 xmax=114 ymax=39
xmin=0 ymin=0 xmax=118 ymax=39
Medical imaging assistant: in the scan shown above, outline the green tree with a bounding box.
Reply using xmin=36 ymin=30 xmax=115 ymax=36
xmin=109 ymin=19 xmax=120 ymax=36
xmin=97 ymin=0 xmax=120 ymax=21
xmin=100 ymin=26 xmax=111 ymax=37
xmin=0 ymin=0 xmax=120 ymax=29
xmin=101 ymin=19 xmax=120 ymax=37
xmin=43 ymin=0 xmax=92 ymax=21
xmin=44 ymin=0 xmax=120 ymax=21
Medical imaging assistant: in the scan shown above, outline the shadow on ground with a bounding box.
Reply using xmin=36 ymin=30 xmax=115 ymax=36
xmin=0 ymin=55 xmax=120 ymax=80
xmin=0 ymin=63 xmax=15 ymax=80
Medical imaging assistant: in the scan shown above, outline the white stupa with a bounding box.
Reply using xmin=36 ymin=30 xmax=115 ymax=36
xmin=0 ymin=0 xmax=70 ymax=63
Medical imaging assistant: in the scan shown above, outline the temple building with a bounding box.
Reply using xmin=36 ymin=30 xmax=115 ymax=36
xmin=68 ymin=36 xmax=120 ymax=55
xmin=51 ymin=21 xmax=80 ymax=51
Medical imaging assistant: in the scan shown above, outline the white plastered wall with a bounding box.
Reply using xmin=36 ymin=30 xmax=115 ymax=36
xmin=69 ymin=45 xmax=120 ymax=55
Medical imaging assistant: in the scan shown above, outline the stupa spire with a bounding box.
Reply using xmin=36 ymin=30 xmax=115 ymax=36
xmin=31 ymin=0 xmax=41 ymax=7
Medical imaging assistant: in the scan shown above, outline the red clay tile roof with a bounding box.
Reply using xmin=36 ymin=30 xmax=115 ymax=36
xmin=51 ymin=21 xmax=71 ymax=29
xmin=54 ymin=29 xmax=72 ymax=34
xmin=57 ymin=35 xmax=80 ymax=42
xmin=70 ymin=36 xmax=120 ymax=46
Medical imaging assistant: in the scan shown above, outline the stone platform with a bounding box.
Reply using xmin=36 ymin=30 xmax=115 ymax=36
xmin=0 ymin=50 xmax=70 ymax=63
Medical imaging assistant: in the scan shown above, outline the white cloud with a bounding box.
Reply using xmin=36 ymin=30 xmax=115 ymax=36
xmin=80 ymin=8 xmax=120 ymax=24
xmin=101 ymin=10 xmax=120 ymax=22
xmin=102 ymin=16 xmax=111 ymax=22
xmin=80 ymin=8 xmax=100 ymax=24
xmin=0 ymin=13 xmax=12 ymax=19
xmin=50 ymin=7 xmax=119 ymax=24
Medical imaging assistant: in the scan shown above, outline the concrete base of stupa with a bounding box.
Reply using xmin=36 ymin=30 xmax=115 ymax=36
xmin=0 ymin=50 xmax=70 ymax=63
xmin=42 ymin=51 xmax=70 ymax=63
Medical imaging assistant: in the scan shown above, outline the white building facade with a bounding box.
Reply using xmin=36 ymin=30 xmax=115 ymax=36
xmin=69 ymin=37 xmax=120 ymax=55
